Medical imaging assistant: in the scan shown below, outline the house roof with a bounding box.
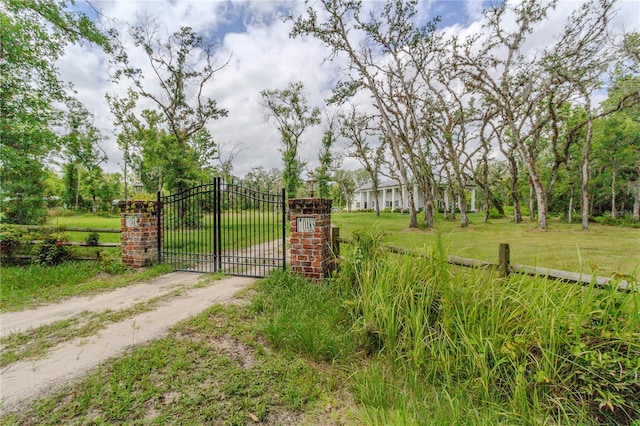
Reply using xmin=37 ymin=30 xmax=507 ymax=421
xmin=355 ymin=180 xmax=401 ymax=192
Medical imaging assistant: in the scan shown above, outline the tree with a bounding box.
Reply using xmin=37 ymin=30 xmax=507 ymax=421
xmin=243 ymin=167 xmax=282 ymax=194
xmin=106 ymin=89 xmax=141 ymax=200
xmin=61 ymin=100 xmax=106 ymax=212
xmin=454 ymin=0 xmax=616 ymax=229
xmin=339 ymin=105 xmax=384 ymax=216
xmin=260 ymin=81 xmax=321 ymax=198
xmin=316 ymin=115 xmax=337 ymax=199
xmin=110 ymin=19 xmax=228 ymax=194
xmin=1 ymin=0 xmax=106 ymax=223
xmin=292 ymin=0 xmax=442 ymax=228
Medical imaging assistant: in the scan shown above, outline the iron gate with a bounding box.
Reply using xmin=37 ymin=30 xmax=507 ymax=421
xmin=158 ymin=177 xmax=286 ymax=277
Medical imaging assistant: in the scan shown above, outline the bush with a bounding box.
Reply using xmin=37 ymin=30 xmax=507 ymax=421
xmin=35 ymin=232 xmax=71 ymax=266
xmin=99 ymin=250 xmax=128 ymax=274
xmin=594 ymin=213 xmax=640 ymax=228
xmin=0 ymin=226 xmax=24 ymax=264
xmin=85 ymin=232 xmax=100 ymax=246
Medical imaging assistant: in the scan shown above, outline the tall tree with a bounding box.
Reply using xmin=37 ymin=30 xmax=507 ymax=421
xmin=292 ymin=0 xmax=442 ymax=228
xmin=339 ymin=106 xmax=384 ymax=216
xmin=110 ymin=19 xmax=227 ymax=194
xmin=61 ymin=100 xmax=106 ymax=212
xmin=316 ymin=115 xmax=337 ymax=199
xmin=260 ymin=81 xmax=321 ymax=198
xmin=0 ymin=0 xmax=106 ymax=223
xmin=454 ymin=0 xmax=616 ymax=229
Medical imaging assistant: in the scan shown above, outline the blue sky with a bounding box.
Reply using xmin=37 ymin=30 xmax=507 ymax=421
xmin=59 ymin=0 xmax=639 ymax=178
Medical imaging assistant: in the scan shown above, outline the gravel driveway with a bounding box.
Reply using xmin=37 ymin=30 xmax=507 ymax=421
xmin=0 ymin=272 xmax=256 ymax=414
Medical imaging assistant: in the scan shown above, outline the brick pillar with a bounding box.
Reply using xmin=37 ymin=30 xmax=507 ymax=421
xmin=288 ymin=198 xmax=333 ymax=281
xmin=120 ymin=200 xmax=161 ymax=269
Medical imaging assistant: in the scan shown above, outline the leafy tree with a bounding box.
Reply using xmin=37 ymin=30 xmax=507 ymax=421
xmin=260 ymin=81 xmax=321 ymax=198
xmin=61 ymin=100 xmax=106 ymax=212
xmin=243 ymin=167 xmax=282 ymax=194
xmin=292 ymin=0 xmax=442 ymax=228
xmin=110 ymin=19 xmax=227 ymax=194
xmin=454 ymin=0 xmax=616 ymax=229
xmin=339 ymin=106 xmax=384 ymax=216
xmin=316 ymin=115 xmax=338 ymax=199
xmin=0 ymin=0 xmax=106 ymax=223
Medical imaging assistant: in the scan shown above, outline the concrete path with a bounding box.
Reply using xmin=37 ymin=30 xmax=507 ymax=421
xmin=0 ymin=273 xmax=256 ymax=414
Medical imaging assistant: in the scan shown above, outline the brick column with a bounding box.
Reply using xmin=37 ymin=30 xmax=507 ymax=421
xmin=288 ymin=198 xmax=332 ymax=281
xmin=120 ymin=200 xmax=161 ymax=269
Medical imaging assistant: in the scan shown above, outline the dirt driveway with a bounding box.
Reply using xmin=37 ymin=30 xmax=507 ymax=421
xmin=0 ymin=272 xmax=256 ymax=414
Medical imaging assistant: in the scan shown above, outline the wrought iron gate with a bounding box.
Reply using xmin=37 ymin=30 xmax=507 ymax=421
xmin=158 ymin=177 xmax=286 ymax=277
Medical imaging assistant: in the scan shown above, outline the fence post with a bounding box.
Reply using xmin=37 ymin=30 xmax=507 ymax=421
xmin=499 ymin=243 xmax=510 ymax=278
xmin=331 ymin=226 xmax=340 ymax=269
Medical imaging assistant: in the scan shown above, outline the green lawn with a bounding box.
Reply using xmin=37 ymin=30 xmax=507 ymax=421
xmin=332 ymin=211 xmax=640 ymax=278
xmin=48 ymin=214 xmax=121 ymax=243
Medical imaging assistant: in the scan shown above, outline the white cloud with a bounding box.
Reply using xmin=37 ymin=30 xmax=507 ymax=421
xmin=56 ymin=0 xmax=639 ymax=181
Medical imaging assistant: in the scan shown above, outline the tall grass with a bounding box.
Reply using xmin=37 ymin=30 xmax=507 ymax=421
xmin=251 ymin=269 xmax=354 ymax=362
xmin=333 ymin=231 xmax=640 ymax=424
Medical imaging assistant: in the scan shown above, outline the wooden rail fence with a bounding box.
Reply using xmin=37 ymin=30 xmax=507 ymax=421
xmin=331 ymin=227 xmax=636 ymax=293
xmin=6 ymin=225 xmax=121 ymax=261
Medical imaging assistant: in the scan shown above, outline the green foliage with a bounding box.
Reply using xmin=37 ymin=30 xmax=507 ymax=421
xmin=260 ymin=81 xmax=321 ymax=198
xmin=98 ymin=250 xmax=128 ymax=275
xmin=0 ymin=226 xmax=24 ymax=264
xmin=594 ymin=213 xmax=640 ymax=228
xmin=35 ymin=232 xmax=71 ymax=266
xmin=0 ymin=0 xmax=107 ymax=225
xmin=85 ymin=232 xmax=100 ymax=246
xmin=109 ymin=24 xmax=227 ymax=196
xmin=251 ymin=270 xmax=354 ymax=362
xmin=333 ymin=230 xmax=640 ymax=424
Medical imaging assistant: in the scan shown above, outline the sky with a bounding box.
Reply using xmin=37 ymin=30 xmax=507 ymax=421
xmin=57 ymin=0 xmax=640 ymax=179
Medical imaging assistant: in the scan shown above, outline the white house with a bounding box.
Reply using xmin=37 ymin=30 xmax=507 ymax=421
xmin=350 ymin=180 xmax=477 ymax=213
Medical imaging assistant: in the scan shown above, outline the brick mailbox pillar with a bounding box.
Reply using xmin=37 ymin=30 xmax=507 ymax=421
xmin=119 ymin=200 xmax=161 ymax=269
xmin=288 ymin=198 xmax=333 ymax=281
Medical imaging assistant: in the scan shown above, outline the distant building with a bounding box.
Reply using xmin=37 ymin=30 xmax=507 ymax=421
xmin=350 ymin=180 xmax=477 ymax=213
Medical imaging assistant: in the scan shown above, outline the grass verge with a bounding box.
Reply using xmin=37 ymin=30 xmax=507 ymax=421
xmin=1 ymin=262 xmax=174 ymax=312
xmin=332 ymin=211 xmax=640 ymax=278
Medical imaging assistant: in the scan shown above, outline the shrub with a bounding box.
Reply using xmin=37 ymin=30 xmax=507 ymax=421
xmin=595 ymin=213 xmax=640 ymax=228
xmin=35 ymin=232 xmax=71 ymax=266
xmin=85 ymin=232 xmax=100 ymax=246
xmin=98 ymin=250 xmax=128 ymax=274
xmin=0 ymin=226 xmax=24 ymax=264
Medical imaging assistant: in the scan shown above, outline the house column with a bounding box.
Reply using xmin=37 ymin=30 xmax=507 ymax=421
xmin=471 ymin=187 xmax=476 ymax=212
xmin=391 ymin=187 xmax=396 ymax=211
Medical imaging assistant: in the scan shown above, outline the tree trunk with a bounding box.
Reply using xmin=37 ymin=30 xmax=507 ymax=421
xmin=529 ymin=179 xmax=535 ymax=221
xmin=459 ymin=195 xmax=469 ymax=228
xmin=611 ymin=169 xmax=617 ymax=217
xmin=633 ymin=179 xmax=640 ymax=220
xmin=507 ymin=157 xmax=522 ymax=223
xmin=75 ymin=166 xmax=81 ymax=213
xmin=407 ymin=186 xmax=418 ymax=228
xmin=581 ymin=119 xmax=593 ymax=230
xmin=374 ymin=189 xmax=380 ymax=217
xmin=522 ymin=157 xmax=548 ymax=229
xmin=568 ymin=186 xmax=573 ymax=224
xmin=421 ymin=180 xmax=435 ymax=228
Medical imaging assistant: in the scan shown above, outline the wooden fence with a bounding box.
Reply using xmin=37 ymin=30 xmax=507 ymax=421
xmin=331 ymin=227 xmax=636 ymax=293
xmin=7 ymin=225 xmax=120 ymax=261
